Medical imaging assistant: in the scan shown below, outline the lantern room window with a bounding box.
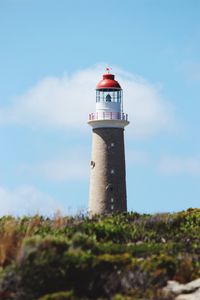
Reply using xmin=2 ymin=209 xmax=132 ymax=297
xmin=96 ymin=89 xmax=122 ymax=103
xmin=106 ymin=94 xmax=111 ymax=102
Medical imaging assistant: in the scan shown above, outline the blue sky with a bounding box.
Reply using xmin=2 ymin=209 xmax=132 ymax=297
xmin=0 ymin=0 xmax=200 ymax=215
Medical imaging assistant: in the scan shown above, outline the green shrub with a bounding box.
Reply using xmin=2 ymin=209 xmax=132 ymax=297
xmin=39 ymin=290 xmax=74 ymax=300
xmin=0 ymin=210 xmax=200 ymax=299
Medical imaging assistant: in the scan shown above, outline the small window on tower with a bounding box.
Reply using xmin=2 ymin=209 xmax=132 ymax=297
xmin=91 ymin=161 xmax=95 ymax=169
xmin=106 ymin=184 xmax=113 ymax=192
xmin=111 ymin=169 xmax=115 ymax=174
xmin=111 ymin=205 xmax=114 ymax=210
xmin=111 ymin=143 xmax=115 ymax=147
xmin=111 ymin=198 xmax=114 ymax=203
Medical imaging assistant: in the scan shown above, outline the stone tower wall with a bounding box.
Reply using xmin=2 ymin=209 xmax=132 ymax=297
xmin=88 ymin=127 xmax=127 ymax=215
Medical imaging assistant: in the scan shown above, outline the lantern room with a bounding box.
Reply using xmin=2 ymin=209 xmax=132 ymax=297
xmin=96 ymin=73 xmax=122 ymax=104
xmin=95 ymin=71 xmax=124 ymax=117
xmin=88 ymin=69 xmax=129 ymax=125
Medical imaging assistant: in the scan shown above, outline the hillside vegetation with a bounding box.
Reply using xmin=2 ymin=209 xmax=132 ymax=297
xmin=0 ymin=209 xmax=200 ymax=299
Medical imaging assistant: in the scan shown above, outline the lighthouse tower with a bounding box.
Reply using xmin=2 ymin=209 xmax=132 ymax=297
xmin=88 ymin=69 xmax=129 ymax=215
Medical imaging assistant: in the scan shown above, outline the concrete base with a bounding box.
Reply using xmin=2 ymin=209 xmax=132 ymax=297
xmin=88 ymin=127 xmax=127 ymax=216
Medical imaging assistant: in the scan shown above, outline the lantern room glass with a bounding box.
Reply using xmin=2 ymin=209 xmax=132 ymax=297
xmin=96 ymin=89 xmax=122 ymax=103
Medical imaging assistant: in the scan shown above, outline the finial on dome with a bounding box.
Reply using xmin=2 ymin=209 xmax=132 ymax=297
xmin=106 ymin=67 xmax=112 ymax=74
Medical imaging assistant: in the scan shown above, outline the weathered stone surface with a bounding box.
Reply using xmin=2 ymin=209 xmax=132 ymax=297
xmin=176 ymin=289 xmax=200 ymax=300
xmin=163 ymin=279 xmax=200 ymax=300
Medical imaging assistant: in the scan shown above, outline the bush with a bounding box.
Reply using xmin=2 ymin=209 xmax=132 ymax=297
xmin=0 ymin=210 xmax=200 ymax=299
xmin=39 ymin=291 xmax=74 ymax=300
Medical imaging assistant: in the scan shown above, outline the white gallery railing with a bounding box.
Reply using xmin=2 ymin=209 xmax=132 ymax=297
xmin=89 ymin=112 xmax=128 ymax=121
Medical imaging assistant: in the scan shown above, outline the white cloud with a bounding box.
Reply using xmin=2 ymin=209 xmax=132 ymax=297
xmin=0 ymin=185 xmax=64 ymax=216
xmin=19 ymin=148 xmax=90 ymax=182
xmin=0 ymin=64 xmax=175 ymax=137
xmin=159 ymin=154 xmax=200 ymax=175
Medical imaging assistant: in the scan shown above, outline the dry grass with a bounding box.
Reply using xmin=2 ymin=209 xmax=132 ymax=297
xmin=0 ymin=219 xmax=22 ymax=266
xmin=0 ymin=216 xmax=45 ymax=266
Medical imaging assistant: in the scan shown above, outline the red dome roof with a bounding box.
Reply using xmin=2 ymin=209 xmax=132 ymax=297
xmin=96 ymin=73 xmax=121 ymax=89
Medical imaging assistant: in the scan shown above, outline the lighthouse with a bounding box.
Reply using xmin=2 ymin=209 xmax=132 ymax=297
xmin=88 ymin=69 xmax=129 ymax=215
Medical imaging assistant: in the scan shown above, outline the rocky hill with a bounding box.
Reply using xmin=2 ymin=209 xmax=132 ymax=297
xmin=0 ymin=209 xmax=200 ymax=299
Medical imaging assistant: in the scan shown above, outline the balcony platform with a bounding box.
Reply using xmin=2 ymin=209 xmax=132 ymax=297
xmin=88 ymin=112 xmax=129 ymax=129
